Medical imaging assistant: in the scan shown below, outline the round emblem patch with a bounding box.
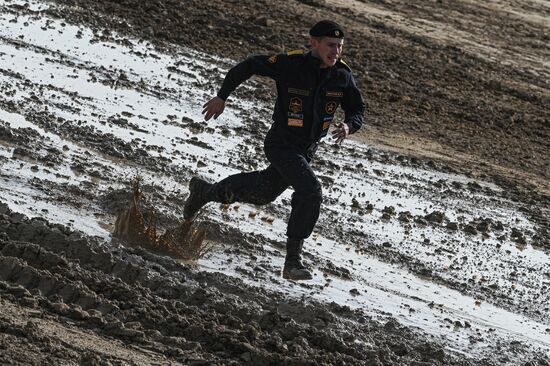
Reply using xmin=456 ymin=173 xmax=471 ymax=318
xmin=326 ymin=101 xmax=337 ymax=114
xmin=289 ymin=97 xmax=302 ymax=113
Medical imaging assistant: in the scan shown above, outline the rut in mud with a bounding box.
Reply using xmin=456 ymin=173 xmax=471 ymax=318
xmin=1 ymin=201 xmax=461 ymax=365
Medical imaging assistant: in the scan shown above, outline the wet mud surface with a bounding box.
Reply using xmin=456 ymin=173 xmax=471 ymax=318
xmin=0 ymin=0 xmax=549 ymax=365
xmin=44 ymin=0 xmax=550 ymax=192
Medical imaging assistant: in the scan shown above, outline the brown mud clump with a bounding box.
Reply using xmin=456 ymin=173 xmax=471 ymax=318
xmin=113 ymin=180 xmax=212 ymax=260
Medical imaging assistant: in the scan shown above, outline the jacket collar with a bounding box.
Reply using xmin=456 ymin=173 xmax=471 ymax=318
xmin=305 ymin=51 xmax=323 ymax=69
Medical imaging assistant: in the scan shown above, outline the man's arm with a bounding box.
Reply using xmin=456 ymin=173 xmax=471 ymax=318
xmin=203 ymin=55 xmax=285 ymax=121
xmin=332 ymin=74 xmax=366 ymax=143
xmin=217 ymin=55 xmax=285 ymax=101
xmin=341 ymin=74 xmax=367 ymax=135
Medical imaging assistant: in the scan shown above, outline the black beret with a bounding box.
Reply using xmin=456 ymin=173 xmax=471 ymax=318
xmin=309 ymin=20 xmax=345 ymax=38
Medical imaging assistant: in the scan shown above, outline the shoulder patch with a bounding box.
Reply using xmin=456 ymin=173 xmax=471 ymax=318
xmin=287 ymin=49 xmax=305 ymax=56
xmin=337 ymin=58 xmax=352 ymax=72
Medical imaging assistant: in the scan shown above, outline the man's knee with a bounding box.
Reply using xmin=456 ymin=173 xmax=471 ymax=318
xmin=311 ymin=184 xmax=323 ymax=203
xmin=294 ymin=184 xmax=323 ymax=205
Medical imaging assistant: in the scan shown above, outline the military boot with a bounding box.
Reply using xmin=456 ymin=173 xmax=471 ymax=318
xmin=282 ymin=238 xmax=313 ymax=280
xmin=183 ymin=177 xmax=212 ymax=221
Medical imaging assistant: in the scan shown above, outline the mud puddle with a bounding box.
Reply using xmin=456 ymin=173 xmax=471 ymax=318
xmin=1 ymin=1 xmax=549 ymax=364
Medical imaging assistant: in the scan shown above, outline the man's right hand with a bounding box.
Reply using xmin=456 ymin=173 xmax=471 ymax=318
xmin=202 ymin=96 xmax=225 ymax=121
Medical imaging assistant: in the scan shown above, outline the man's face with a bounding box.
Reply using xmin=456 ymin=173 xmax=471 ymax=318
xmin=311 ymin=36 xmax=344 ymax=67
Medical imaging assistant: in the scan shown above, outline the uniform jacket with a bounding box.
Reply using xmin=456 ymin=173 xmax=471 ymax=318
xmin=217 ymin=50 xmax=366 ymax=150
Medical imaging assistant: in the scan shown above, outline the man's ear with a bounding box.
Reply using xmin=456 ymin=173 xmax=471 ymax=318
xmin=310 ymin=37 xmax=318 ymax=48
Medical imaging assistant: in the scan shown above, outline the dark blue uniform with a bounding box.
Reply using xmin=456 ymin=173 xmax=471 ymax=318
xmin=218 ymin=50 xmax=365 ymax=146
xmin=209 ymin=50 xmax=366 ymax=239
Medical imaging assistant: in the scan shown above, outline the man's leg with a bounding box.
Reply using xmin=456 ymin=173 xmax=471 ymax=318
xmin=183 ymin=165 xmax=288 ymax=221
xmin=265 ymin=147 xmax=322 ymax=280
xmin=209 ymin=166 xmax=289 ymax=205
xmin=266 ymin=149 xmax=322 ymax=240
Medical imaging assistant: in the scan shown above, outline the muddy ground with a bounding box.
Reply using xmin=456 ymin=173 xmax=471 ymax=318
xmin=0 ymin=0 xmax=549 ymax=365
xmin=45 ymin=0 xmax=550 ymax=192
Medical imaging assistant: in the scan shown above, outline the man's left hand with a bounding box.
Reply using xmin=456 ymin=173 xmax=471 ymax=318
xmin=331 ymin=122 xmax=350 ymax=144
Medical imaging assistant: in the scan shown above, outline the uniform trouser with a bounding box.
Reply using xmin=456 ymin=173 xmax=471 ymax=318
xmin=208 ymin=137 xmax=322 ymax=240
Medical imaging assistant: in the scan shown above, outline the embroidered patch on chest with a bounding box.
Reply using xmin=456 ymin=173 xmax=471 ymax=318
xmin=322 ymin=116 xmax=334 ymax=130
xmin=288 ymin=88 xmax=310 ymax=96
xmin=289 ymin=97 xmax=302 ymax=113
xmin=326 ymin=90 xmax=343 ymax=98
xmin=288 ymin=118 xmax=304 ymax=127
xmin=288 ymin=112 xmax=304 ymax=119
xmin=325 ymin=101 xmax=338 ymax=114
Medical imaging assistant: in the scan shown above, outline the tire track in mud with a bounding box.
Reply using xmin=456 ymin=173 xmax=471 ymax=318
xmin=0 ymin=203 xmax=487 ymax=366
